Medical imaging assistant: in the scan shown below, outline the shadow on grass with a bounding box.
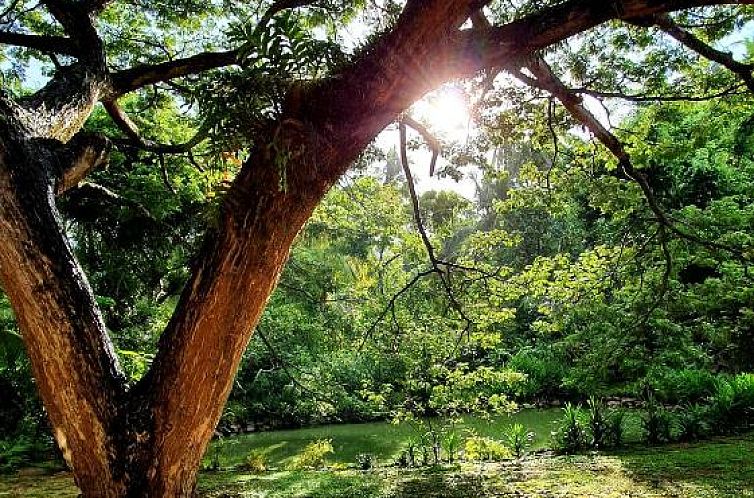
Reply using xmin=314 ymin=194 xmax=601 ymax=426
xmin=611 ymin=434 xmax=754 ymax=497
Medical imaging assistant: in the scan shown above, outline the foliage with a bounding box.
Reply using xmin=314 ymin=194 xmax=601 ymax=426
xmin=553 ymin=404 xmax=587 ymax=454
xmin=502 ymin=423 xmax=534 ymax=458
xmin=462 ymin=435 xmax=512 ymax=462
xmin=440 ymin=429 xmax=462 ymax=463
xmin=642 ymin=397 xmax=674 ymax=445
xmin=706 ymin=374 xmax=754 ymax=434
xmin=606 ymin=409 xmax=627 ymax=448
xmin=586 ymin=397 xmax=609 ymax=449
xmin=0 ymin=437 xmax=49 ymax=474
xmin=287 ymin=439 xmax=334 ymax=470
xmin=677 ymin=404 xmax=708 ymax=442
xmin=355 ymin=453 xmax=375 ymax=470
xmin=240 ymin=451 xmax=268 ymax=473
xmin=644 ymin=368 xmax=718 ymax=405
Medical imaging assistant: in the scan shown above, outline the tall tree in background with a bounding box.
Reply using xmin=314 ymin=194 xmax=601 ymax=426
xmin=0 ymin=0 xmax=753 ymax=495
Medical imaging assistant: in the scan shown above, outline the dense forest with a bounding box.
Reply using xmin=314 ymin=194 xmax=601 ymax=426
xmin=1 ymin=0 xmax=754 ymax=496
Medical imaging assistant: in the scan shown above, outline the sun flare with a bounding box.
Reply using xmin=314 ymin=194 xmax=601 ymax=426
xmin=412 ymin=86 xmax=471 ymax=142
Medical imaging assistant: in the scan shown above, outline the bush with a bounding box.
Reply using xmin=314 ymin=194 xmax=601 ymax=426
xmin=502 ymin=423 xmax=534 ymax=458
xmin=642 ymin=397 xmax=674 ymax=445
xmin=707 ymin=373 xmax=754 ymax=433
xmin=240 ymin=450 xmax=267 ymax=473
xmin=0 ymin=436 xmax=48 ymax=474
xmin=508 ymin=348 xmax=567 ymax=400
xmin=677 ymin=404 xmax=707 ymax=441
xmin=606 ymin=409 xmax=626 ymax=448
xmin=553 ymin=403 xmax=586 ymax=454
xmin=398 ymin=437 xmax=419 ymax=467
xmin=644 ymin=368 xmax=717 ymax=405
xmin=463 ymin=435 xmax=512 ymax=461
xmin=587 ymin=397 xmax=608 ymax=448
xmin=441 ymin=429 xmax=461 ymax=463
xmin=287 ymin=439 xmax=334 ymax=470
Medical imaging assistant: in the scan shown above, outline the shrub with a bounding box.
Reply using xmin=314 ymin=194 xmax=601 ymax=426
xmin=508 ymin=348 xmax=567 ymax=400
xmin=606 ymin=409 xmax=626 ymax=448
xmin=677 ymin=404 xmax=707 ymax=441
xmin=463 ymin=435 xmax=512 ymax=461
xmin=503 ymin=423 xmax=534 ymax=458
xmin=0 ymin=436 xmax=46 ymax=474
xmin=356 ymin=453 xmax=375 ymax=470
xmin=587 ymin=396 xmax=608 ymax=448
xmin=441 ymin=429 xmax=461 ymax=463
xmin=553 ymin=403 xmax=586 ymax=454
xmin=287 ymin=439 xmax=334 ymax=470
xmin=644 ymin=368 xmax=717 ymax=405
xmin=400 ymin=437 xmax=419 ymax=467
xmin=240 ymin=450 xmax=267 ymax=473
xmin=707 ymin=373 xmax=754 ymax=433
xmin=642 ymin=397 xmax=673 ymax=444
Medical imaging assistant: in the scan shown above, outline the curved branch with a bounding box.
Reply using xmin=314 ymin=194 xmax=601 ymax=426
xmin=55 ymin=132 xmax=111 ymax=195
xmin=401 ymin=115 xmax=441 ymax=176
xmin=109 ymin=50 xmax=239 ymax=97
xmin=103 ymin=100 xmax=209 ymax=153
xmin=638 ymin=13 xmax=754 ymax=92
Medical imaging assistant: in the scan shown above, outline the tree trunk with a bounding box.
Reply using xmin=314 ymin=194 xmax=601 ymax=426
xmin=0 ymin=126 xmax=129 ymax=496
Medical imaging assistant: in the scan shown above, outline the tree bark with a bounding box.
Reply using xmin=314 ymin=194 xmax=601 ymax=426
xmin=0 ymin=125 xmax=129 ymax=496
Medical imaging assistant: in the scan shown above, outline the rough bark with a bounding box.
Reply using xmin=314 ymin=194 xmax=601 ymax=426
xmin=0 ymin=125 xmax=128 ymax=496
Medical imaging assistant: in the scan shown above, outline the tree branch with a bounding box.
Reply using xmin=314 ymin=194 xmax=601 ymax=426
xmin=103 ymin=99 xmax=209 ymax=153
xmin=401 ymin=115 xmax=441 ymax=176
xmin=450 ymin=0 xmax=754 ymax=78
xmin=109 ymin=50 xmax=239 ymax=97
xmin=0 ymin=30 xmax=77 ymax=55
xmin=570 ymin=83 xmax=747 ymax=102
xmin=399 ymin=120 xmax=473 ymax=335
xmin=635 ymin=13 xmax=754 ymax=92
xmin=512 ymin=56 xmax=747 ymax=258
xmin=55 ymin=132 xmax=111 ymax=195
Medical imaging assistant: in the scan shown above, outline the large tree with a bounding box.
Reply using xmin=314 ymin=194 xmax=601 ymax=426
xmin=0 ymin=0 xmax=753 ymax=495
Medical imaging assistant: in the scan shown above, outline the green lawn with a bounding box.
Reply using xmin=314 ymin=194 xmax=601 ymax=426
xmin=200 ymin=433 xmax=754 ymax=497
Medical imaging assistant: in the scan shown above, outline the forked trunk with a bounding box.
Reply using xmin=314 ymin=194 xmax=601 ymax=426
xmin=0 ymin=120 xmax=333 ymax=497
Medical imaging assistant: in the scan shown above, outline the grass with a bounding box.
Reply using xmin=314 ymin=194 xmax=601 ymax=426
xmin=200 ymin=433 xmax=754 ymax=497
xmin=6 ymin=433 xmax=749 ymax=497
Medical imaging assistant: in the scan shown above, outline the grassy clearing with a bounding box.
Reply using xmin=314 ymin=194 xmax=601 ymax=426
xmin=2 ymin=433 xmax=751 ymax=497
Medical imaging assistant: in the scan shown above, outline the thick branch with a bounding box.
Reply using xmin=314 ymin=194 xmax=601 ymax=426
xmin=451 ymin=0 xmax=754 ymax=78
xmin=110 ymin=50 xmax=239 ymax=97
xmin=0 ymin=30 xmax=77 ymax=55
